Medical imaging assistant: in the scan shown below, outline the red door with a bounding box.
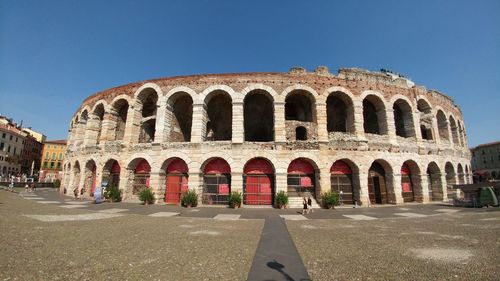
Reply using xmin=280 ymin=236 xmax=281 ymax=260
xmin=165 ymin=175 xmax=188 ymax=204
xmin=244 ymin=159 xmax=274 ymax=205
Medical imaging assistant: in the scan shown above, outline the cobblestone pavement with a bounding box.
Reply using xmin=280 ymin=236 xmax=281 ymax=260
xmin=2 ymin=187 xmax=499 ymax=280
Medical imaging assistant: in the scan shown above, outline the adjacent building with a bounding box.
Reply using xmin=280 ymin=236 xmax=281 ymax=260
xmin=0 ymin=121 xmax=25 ymax=177
xmin=40 ymin=140 xmax=67 ymax=182
xmin=471 ymin=141 xmax=500 ymax=181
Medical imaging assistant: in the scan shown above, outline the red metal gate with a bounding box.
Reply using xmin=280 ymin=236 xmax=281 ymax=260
xmin=287 ymin=159 xmax=315 ymax=197
xmin=330 ymin=160 xmax=354 ymax=205
xmin=164 ymin=159 xmax=188 ymax=204
xmin=401 ymin=164 xmax=414 ymax=202
xmin=202 ymin=158 xmax=231 ymax=205
xmin=244 ymin=159 xmax=274 ymax=205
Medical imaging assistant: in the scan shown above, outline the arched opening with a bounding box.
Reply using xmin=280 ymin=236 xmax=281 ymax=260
xmin=131 ymin=159 xmax=151 ymax=195
xmin=244 ymin=90 xmax=274 ymax=142
xmin=426 ymin=162 xmax=443 ymax=201
xmin=202 ymin=158 xmax=231 ymax=205
xmin=401 ymin=161 xmax=422 ymax=202
xmin=102 ymin=159 xmax=120 ymax=189
xmin=168 ymin=93 xmax=193 ymax=142
xmin=363 ymin=96 xmax=386 ymax=135
xmin=457 ymin=164 xmax=465 ymax=184
xmin=138 ymin=89 xmax=158 ymax=143
xmin=296 ymin=126 xmax=307 ymax=140
xmin=92 ymin=104 xmax=105 ymax=144
xmin=436 ymin=110 xmax=449 ymax=141
xmin=205 ymin=91 xmax=232 ymax=141
xmin=287 ymin=158 xmax=316 ymax=199
xmin=393 ymin=99 xmax=415 ymax=138
xmin=445 ymin=162 xmax=456 ymax=199
xmin=326 ymin=92 xmax=354 ymax=133
xmin=243 ymin=158 xmax=274 ymax=205
xmin=368 ymin=161 xmax=392 ymax=204
xmin=417 ymin=99 xmax=433 ymax=140
xmin=331 ymin=160 xmax=355 ymax=205
xmin=84 ymin=160 xmax=97 ymax=197
xmin=449 ymin=116 xmax=459 ymax=146
xmin=111 ymin=99 xmax=129 ymax=141
xmin=285 ymin=91 xmax=314 ymax=122
xmin=163 ymin=158 xmax=188 ymax=204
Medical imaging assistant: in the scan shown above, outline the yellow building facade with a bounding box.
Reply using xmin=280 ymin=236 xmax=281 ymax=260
xmin=40 ymin=140 xmax=67 ymax=182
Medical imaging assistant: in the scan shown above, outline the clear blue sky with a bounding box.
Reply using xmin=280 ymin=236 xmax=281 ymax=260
xmin=0 ymin=0 xmax=498 ymax=147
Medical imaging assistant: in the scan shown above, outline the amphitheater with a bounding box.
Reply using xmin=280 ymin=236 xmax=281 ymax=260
xmin=62 ymin=66 xmax=471 ymax=207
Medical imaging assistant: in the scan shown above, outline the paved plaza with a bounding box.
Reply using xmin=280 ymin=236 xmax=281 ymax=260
xmin=1 ymin=188 xmax=499 ymax=280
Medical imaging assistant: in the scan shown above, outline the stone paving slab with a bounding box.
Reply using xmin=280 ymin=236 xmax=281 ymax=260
xmin=36 ymin=201 xmax=62 ymax=204
xmin=435 ymin=209 xmax=459 ymax=213
xmin=148 ymin=212 xmax=180 ymax=217
xmin=280 ymin=214 xmax=308 ymax=220
xmin=64 ymin=201 xmax=91 ymax=205
xmin=394 ymin=212 xmax=428 ymax=218
xmin=24 ymin=197 xmax=44 ymax=200
xmin=343 ymin=214 xmax=378 ymax=220
xmin=60 ymin=205 xmax=89 ymax=208
xmin=24 ymin=213 xmax=123 ymax=222
xmin=98 ymin=208 xmax=129 ymax=213
xmin=214 ymin=214 xmax=241 ymax=220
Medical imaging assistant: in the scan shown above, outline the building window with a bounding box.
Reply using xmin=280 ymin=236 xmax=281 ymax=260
xmin=52 ymin=153 xmax=56 ymax=160
xmin=13 ymin=148 xmax=16 ymax=155
xmin=2 ymin=133 xmax=5 ymax=138
xmin=10 ymin=135 xmax=13 ymax=140
xmin=57 ymin=162 xmax=61 ymax=169
xmin=45 ymin=152 xmax=49 ymax=159
xmin=0 ymin=142 xmax=4 ymax=150
xmin=58 ymin=153 xmax=62 ymax=160
xmin=7 ymin=146 xmax=10 ymax=153
xmin=43 ymin=162 xmax=48 ymax=168
xmin=50 ymin=162 xmax=54 ymax=168
xmin=15 ymin=137 xmax=18 ymax=142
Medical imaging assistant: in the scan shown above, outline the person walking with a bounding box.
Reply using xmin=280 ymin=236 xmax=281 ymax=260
xmin=307 ymin=196 xmax=314 ymax=214
xmin=302 ymin=197 xmax=308 ymax=215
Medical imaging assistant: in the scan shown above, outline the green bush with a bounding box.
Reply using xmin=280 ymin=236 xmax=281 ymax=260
xmin=322 ymin=191 xmax=340 ymax=208
xmin=228 ymin=191 xmax=242 ymax=208
xmin=104 ymin=185 xmax=122 ymax=202
xmin=138 ymin=188 xmax=155 ymax=205
xmin=53 ymin=179 xmax=61 ymax=188
xmin=181 ymin=189 xmax=198 ymax=207
xmin=275 ymin=190 xmax=289 ymax=208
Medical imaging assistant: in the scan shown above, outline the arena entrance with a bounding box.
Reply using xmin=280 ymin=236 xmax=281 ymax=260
xmin=164 ymin=159 xmax=188 ymax=204
xmin=202 ymin=158 xmax=231 ymax=205
xmin=287 ymin=158 xmax=315 ymax=198
xmin=368 ymin=162 xmax=389 ymax=204
xmin=331 ymin=160 xmax=355 ymax=205
xmin=243 ymin=158 xmax=274 ymax=205
xmin=102 ymin=160 xmax=120 ymax=189
xmin=401 ymin=163 xmax=414 ymax=202
xmin=132 ymin=159 xmax=150 ymax=195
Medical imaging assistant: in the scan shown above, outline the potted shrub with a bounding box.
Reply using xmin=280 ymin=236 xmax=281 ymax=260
xmin=321 ymin=191 xmax=340 ymax=209
xmin=53 ymin=179 xmax=61 ymax=189
xmin=181 ymin=189 xmax=198 ymax=208
xmin=104 ymin=184 xmax=122 ymax=202
xmin=275 ymin=190 xmax=288 ymax=209
xmin=138 ymin=188 xmax=155 ymax=205
xmin=228 ymin=191 xmax=242 ymax=208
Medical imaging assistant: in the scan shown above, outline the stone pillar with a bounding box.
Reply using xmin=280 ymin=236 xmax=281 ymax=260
xmin=123 ymin=105 xmax=139 ymax=144
xmin=149 ymin=171 xmax=163 ymax=203
xmin=275 ymin=172 xmax=287 ymax=195
xmin=432 ymin=116 xmax=441 ymax=144
xmin=154 ymin=99 xmax=167 ymax=143
xmin=274 ymin=102 xmax=286 ymax=142
xmin=232 ymin=101 xmax=244 ymax=143
xmin=119 ymin=167 xmax=133 ymax=201
xmin=231 ymin=172 xmax=243 ymax=193
xmin=357 ymin=172 xmax=370 ymax=206
xmin=385 ymin=108 xmax=397 ymax=144
xmin=446 ymin=120 xmax=454 ymax=148
xmin=412 ymin=111 xmax=423 ymax=142
xmin=417 ymin=174 xmax=429 ymax=203
xmin=100 ymin=112 xmax=113 ymax=142
xmin=83 ymin=115 xmax=100 ymax=146
xmin=191 ymin=103 xmax=205 ymax=143
xmin=390 ymin=172 xmax=404 ymax=204
xmin=187 ymin=172 xmax=202 ymax=204
xmin=316 ymin=102 xmax=328 ymax=142
xmin=319 ymin=167 xmax=331 ymax=196
xmin=352 ymin=100 xmax=365 ymax=138
xmin=439 ymin=173 xmax=448 ymax=201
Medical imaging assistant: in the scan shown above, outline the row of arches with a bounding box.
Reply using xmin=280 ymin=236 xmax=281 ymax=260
xmin=69 ymin=84 xmax=467 ymax=147
xmin=64 ymin=156 xmax=471 ymax=206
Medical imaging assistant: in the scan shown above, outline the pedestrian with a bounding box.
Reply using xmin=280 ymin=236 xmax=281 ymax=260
xmin=302 ymin=197 xmax=308 ymax=215
xmin=307 ymin=196 xmax=313 ymax=214
xmin=73 ymin=187 xmax=78 ymax=199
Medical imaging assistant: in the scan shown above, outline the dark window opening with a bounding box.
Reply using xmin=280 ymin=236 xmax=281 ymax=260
xmin=296 ymin=126 xmax=307 ymax=140
xmin=285 ymin=93 xmax=313 ymax=122
xmin=206 ymin=93 xmax=232 ymax=141
xmin=244 ymin=91 xmax=274 ymax=142
xmin=363 ymin=99 xmax=380 ymax=134
xmin=326 ymin=95 xmax=347 ymax=132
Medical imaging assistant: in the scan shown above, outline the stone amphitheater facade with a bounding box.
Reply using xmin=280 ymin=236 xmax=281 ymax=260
xmin=62 ymin=67 xmax=471 ymax=207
